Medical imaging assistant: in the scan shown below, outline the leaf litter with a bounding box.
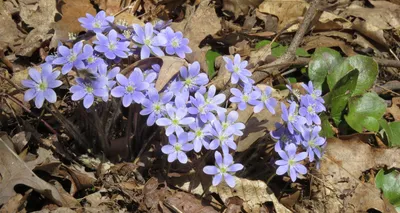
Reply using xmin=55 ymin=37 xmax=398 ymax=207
xmin=0 ymin=0 xmax=400 ymax=212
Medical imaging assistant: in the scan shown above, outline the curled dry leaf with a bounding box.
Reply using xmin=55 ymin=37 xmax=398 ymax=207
xmin=312 ymin=135 xmax=400 ymax=212
xmin=0 ymin=10 xmax=24 ymax=50
xmin=387 ymin=97 xmax=400 ymax=121
xmin=155 ymin=56 xmax=188 ymax=91
xmin=258 ymin=0 xmax=308 ymax=30
xmin=171 ymin=0 xmax=221 ymax=73
xmin=50 ymin=0 xmax=96 ymax=48
xmin=302 ymin=35 xmax=357 ymax=56
xmin=222 ymin=0 xmax=264 ymax=19
xmin=17 ymin=0 xmax=58 ymax=56
xmin=210 ymin=177 xmax=291 ymax=213
xmin=339 ymin=1 xmax=400 ymax=46
xmin=0 ymin=134 xmax=78 ymax=207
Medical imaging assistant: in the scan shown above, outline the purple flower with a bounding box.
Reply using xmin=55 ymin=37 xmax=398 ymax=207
xmin=281 ymin=102 xmax=307 ymax=134
xmin=301 ymin=81 xmax=325 ymax=111
xmin=161 ymin=132 xmax=194 ymax=164
xmin=94 ymin=30 xmax=131 ymax=60
xmin=301 ymin=126 xmax=326 ymax=162
xmin=230 ymin=84 xmax=260 ymax=111
xmin=70 ymin=78 xmax=108 ymax=109
xmin=209 ymin=120 xmax=236 ymax=152
xmin=53 ymin=41 xmax=90 ymax=74
xmin=253 ymin=86 xmax=277 ymax=114
xmin=299 ymin=95 xmax=325 ymax=125
xmin=188 ymin=120 xmax=212 ymax=152
xmin=78 ymin=11 xmax=114 ymax=33
xmin=271 ymin=123 xmax=302 ymax=152
xmin=203 ymin=151 xmax=243 ymax=187
xmin=83 ymin=45 xmax=105 ymax=72
xmin=275 ymin=143 xmax=307 ymax=182
xmin=156 ymin=104 xmax=195 ymax=136
xmin=188 ymin=92 xmax=215 ymax=123
xmin=110 ymin=68 xmax=149 ymax=107
xmin=223 ymin=54 xmax=252 ymax=84
xmin=205 ymin=85 xmax=226 ymax=115
xmin=140 ymin=89 xmax=173 ymax=126
xmin=154 ymin=19 xmax=172 ymax=33
xmin=96 ymin=64 xmax=119 ymax=101
xmin=160 ymin=27 xmax=192 ymax=58
xmin=179 ymin=62 xmax=209 ymax=93
xmin=218 ymin=111 xmax=245 ymax=136
xmin=21 ymin=64 xmax=62 ymax=108
xmin=132 ymin=23 xmax=167 ymax=59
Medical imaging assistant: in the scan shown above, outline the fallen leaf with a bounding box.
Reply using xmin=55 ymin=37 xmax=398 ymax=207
xmin=155 ymin=56 xmax=188 ymax=91
xmin=171 ymin=0 xmax=221 ymax=73
xmin=213 ymin=55 xmax=232 ymax=90
xmin=222 ymin=0 xmax=264 ymax=19
xmin=387 ymin=97 xmax=400 ymax=121
xmin=302 ymin=35 xmax=356 ymax=56
xmin=0 ymin=194 xmax=24 ymax=213
xmin=0 ymin=133 xmax=78 ymax=207
xmin=50 ymin=0 xmax=96 ymax=48
xmin=313 ymin=135 xmax=400 ymax=212
xmin=17 ymin=0 xmax=58 ymax=56
xmin=210 ymin=177 xmax=291 ymax=212
xmin=11 ymin=131 xmax=30 ymax=154
xmin=258 ymin=0 xmax=308 ymax=30
xmin=164 ymin=191 xmax=219 ymax=213
xmin=339 ymin=1 xmax=400 ymax=46
xmin=0 ymin=9 xmax=24 ymax=50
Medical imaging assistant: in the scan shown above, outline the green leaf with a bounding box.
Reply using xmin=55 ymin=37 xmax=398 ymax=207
xmin=344 ymin=92 xmax=386 ymax=132
xmin=206 ymin=50 xmax=221 ymax=78
xmin=327 ymin=55 xmax=379 ymax=96
xmin=329 ymin=69 xmax=359 ymax=125
xmin=255 ymin=40 xmax=279 ymax=50
xmin=320 ymin=113 xmax=335 ymax=138
xmin=272 ymin=45 xmax=287 ymax=57
xmin=327 ymin=59 xmax=353 ymax=91
xmin=308 ymin=47 xmax=343 ymax=90
xmin=379 ymin=119 xmax=400 ymax=147
xmin=295 ymin=48 xmax=310 ymax=57
xmin=375 ymin=169 xmax=400 ymax=211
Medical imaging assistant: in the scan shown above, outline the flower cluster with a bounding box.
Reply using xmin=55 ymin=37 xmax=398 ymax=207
xmin=271 ymin=82 xmax=327 ymax=181
xmin=224 ymin=54 xmax=277 ymax=114
xmin=21 ymin=11 xmax=327 ymax=188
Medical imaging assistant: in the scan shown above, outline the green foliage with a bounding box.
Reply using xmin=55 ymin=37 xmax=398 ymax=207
xmin=329 ymin=69 xmax=359 ymax=125
xmin=307 ymin=47 xmax=386 ymax=136
xmin=344 ymin=92 xmax=386 ymax=132
xmin=379 ymin=119 xmax=400 ymax=147
xmin=375 ymin=169 xmax=400 ymax=211
xmin=320 ymin=113 xmax=335 ymax=138
xmin=327 ymin=55 xmax=378 ymax=96
xmin=255 ymin=40 xmax=310 ymax=58
xmin=206 ymin=50 xmax=221 ymax=78
xmin=308 ymin=48 xmax=343 ymax=90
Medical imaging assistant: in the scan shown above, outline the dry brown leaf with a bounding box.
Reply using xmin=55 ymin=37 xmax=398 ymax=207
xmin=11 ymin=131 xmax=30 ymax=154
xmin=339 ymin=1 xmax=400 ymax=46
xmin=387 ymin=97 xmax=400 ymax=121
xmin=0 ymin=194 xmax=24 ymax=213
xmin=314 ymin=11 xmax=352 ymax=32
xmin=96 ymin=0 xmax=143 ymax=26
xmin=223 ymin=0 xmax=264 ymax=19
xmin=0 ymin=134 xmax=78 ymax=207
xmin=164 ymin=191 xmax=219 ymax=213
xmin=213 ymin=56 xmax=232 ymax=90
xmin=171 ymin=0 xmax=221 ymax=73
xmin=0 ymin=9 xmax=24 ymax=50
xmin=302 ymin=35 xmax=356 ymax=56
xmin=210 ymin=177 xmax=291 ymax=212
xmin=50 ymin=0 xmax=96 ymax=48
xmin=258 ymin=0 xmax=308 ymax=30
xmin=17 ymin=0 xmax=58 ymax=56
xmin=313 ymin=136 xmax=400 ymax=212
xmin=155 ymin=56 xmax=188 ymax=91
